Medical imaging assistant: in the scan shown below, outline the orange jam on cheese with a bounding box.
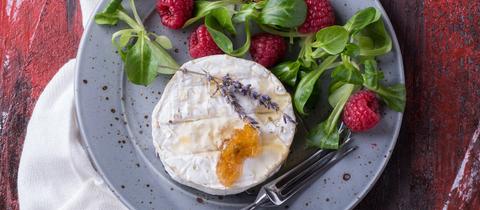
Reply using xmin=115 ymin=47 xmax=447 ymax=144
xmin=216 ymin=124 xmax=261 ymax=187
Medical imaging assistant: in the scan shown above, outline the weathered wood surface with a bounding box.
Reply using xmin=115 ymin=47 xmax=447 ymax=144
xmin=0 ymin=0 xmax=479 ymax=209
xmin=0 ymin=0 xmax=83 ymax=209
xmin=358 ymin=0 xmax=480 ymax=209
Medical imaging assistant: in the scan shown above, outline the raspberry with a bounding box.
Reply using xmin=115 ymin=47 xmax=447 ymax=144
xmin=156 ymin=0 xmax=194 ymax=29
xmin=189 ymin=25 xmax=223 ymax=58
xmin=298 ymin=0 xmax=335 ymax=34
xmin=342 ymin=90 xmax=381 ymax=132
xmin=249 ymin=33 xmax=287 ymax=68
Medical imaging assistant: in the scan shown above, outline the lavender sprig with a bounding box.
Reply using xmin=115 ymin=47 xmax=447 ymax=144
xmin=179 ymin=68 xmax=295 ymax=126
xmin=219 ymin=83 xmax=259 ymax=127
xmin=222 ymin=74 xmax=279 ymax=111
xmin=283 ymin=114 xmax=297 ymax=124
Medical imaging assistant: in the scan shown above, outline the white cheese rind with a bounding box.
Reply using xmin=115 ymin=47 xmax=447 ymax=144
xmin=152 ymin=55 xmax=296 ymax=195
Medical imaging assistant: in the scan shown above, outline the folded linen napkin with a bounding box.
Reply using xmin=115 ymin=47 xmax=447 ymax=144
xmin=17 ymin=0 xmax=128 ymax=209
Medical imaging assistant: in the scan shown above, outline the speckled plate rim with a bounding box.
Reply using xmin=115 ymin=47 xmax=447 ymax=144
xmin=343 ymin=3 xmax=405 ymax=209
xmin=74 ymin=0 xmax=404 ymax=209
xmin=75 ymin=1 xmax=136 ymax=209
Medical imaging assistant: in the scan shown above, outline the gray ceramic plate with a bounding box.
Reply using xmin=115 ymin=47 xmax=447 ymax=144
xmin=75 ymin=0 xmax=404 ymax=209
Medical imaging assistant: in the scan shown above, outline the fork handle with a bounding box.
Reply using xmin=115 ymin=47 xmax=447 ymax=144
xmin=262 ymin=144 xmax=358 ymax=206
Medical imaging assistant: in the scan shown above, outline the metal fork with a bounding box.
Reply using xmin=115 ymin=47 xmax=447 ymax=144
xmin=241 ymin=126 xmax=356 ymax=210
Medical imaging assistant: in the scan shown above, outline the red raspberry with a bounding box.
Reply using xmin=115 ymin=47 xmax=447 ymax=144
xmin=249 ymin=33 xmax=287 ymax=68
xmin=298 ymin=0 xmax=335 ymax=34
xmin=156 ymin=0 xmax=194 ymax=29
xmin=189 ymin=25 xmax=223 ymax=58
xmin=342 ymin=90 xmax=381 ymax=132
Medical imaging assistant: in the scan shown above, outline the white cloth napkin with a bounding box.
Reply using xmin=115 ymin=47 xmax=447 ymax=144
xmin=17 ymin=0 xmax=128 ymax=209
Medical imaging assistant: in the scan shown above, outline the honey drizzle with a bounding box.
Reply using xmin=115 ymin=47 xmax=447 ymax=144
xmin=216 ymin=124 xmax=261 ymax=187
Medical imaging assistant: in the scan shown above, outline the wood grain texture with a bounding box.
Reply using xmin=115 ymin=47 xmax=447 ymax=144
xmin=0 ymin=0 xmax=479 ymax=210
xmin=0 ymin=0 xmax=83 ymax=209
xmin=444 ymin=123 xmax=480 ymax=210
xmin=357 ymin=0 xmax=480 ymax=209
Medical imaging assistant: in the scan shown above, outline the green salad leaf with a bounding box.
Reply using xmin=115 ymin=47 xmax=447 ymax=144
xmin=125 ymin=32 xmax=158 ymax=85
xmin=271 ymin=60 xmax=301 ymax=87
xmin=308 ymin=83 xmax=357 ymax=149
xmin=153 ymin=35 xmax=173 ymax=50
xmin=94 ymin=0 xmax=123 ymax=25
xmin=205 ymin=15 xmax=234 ymax=52
xmin=328 ymin=83 xmax=356 ymax=108
xmin=96 ymin=0 xmax=178 ymax=86
xmin=298 ymin=35 xmax=316 ymax=68
xmin=363 ymin=60 xmax=405 ymax=112
xmin=183 ymin=0 xmax=240 ymax=27
xmin=312 ymin=26 xmax=349 ymax=55
xmin=331 ymin=64 xmax=363 ymax=85
xmin=259 ymin=0 xmax=307 ymax=28
xmin=294 ymin=55 xmax=338 ymax=115
xmin=233 ymin=1 xmax=264 ymax=23
xmin=147 ymin=41 xmax=178 ymax=75
xmin=362 ymin=59 xmax=384 ymax=90
xmin=343 ymin=43 xmax=360 ymax=57
xmin=111 ymin=29 xmax=136 ymax=60
xmin=205 ymin=15 xmax=251 ymax=57
xmin=328 ymin=80 xmax=346 ymax=94
xmin=376 ymin=84 xmax=406 ymax=112
xmin=211 ymin=7 xmax=236 ymax=34
xmin=344 ymin=7 xmax=381 ymax=32
xmin=354 ymin=19 xmax=392 ymax=57
xmin=307 ymin=122 xmax=340 ymax=149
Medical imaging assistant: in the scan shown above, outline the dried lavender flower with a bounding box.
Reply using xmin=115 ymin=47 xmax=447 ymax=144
xmin=179 ymin=68 xmax=293 ymax=127
xmin=220 ymin=75 xmax=279 ymax=111
xmin=219 ymin=83 xmax=259 ymax=127
xmin=283 ymin=114 xmax=297 ymax=124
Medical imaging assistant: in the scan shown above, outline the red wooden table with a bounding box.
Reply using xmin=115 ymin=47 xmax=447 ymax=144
xmin=1 ymin=0 xmax=479 ymax=209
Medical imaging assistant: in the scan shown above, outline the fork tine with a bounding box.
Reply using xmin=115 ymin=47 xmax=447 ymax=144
xmin=276 ymin=147 xmax=338 ymax=191
xmin=280 ymin=145 xmax=358 ymax=200
xmin=277 ymin=133 xmax=352 ymax=194
xmin=278 ymin=151 xmax=337 ymax=194
xmin=268 ymin=130 xmax=353 ymax=194
xmin=253 ymin=126 xmax=355 ymax=207
xmin=262 ymin=149 xmax=330 ymax=205
xmin=267 ymin=149 xmax=329 ymax=190
xmin=338 ymin=122 xmax=346 ymax=133
xmin=342 ymin=130 xmax=353 ymax=144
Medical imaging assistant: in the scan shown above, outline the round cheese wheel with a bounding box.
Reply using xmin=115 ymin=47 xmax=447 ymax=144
xmin=152 ymin=55 xmax=296 ymax=195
